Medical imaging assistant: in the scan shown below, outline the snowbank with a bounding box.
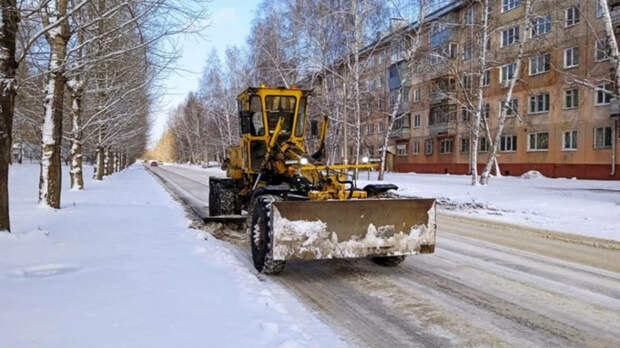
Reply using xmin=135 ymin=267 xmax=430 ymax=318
xmin=520 ymin=170 xmax=546 ymax=179
xmin=360 ymin=171 xmax=620 ymax=241
xmin=0 ymin=164 xmax=345 ymax=348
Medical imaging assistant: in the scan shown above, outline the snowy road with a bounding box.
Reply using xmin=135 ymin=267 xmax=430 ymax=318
xmin=150 ymin=165 xmax=620 ymax=348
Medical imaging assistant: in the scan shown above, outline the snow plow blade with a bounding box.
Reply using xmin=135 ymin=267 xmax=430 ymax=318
xmin=270 ymin=199 xmax=436 ymax=261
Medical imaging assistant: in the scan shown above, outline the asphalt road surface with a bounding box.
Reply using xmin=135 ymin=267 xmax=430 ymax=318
xmin=149 ymin=165 xmax=620 ymax=348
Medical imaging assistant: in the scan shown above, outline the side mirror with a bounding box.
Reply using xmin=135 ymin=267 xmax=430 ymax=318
xmin=240 ymin=110 xmax=252 ymax=134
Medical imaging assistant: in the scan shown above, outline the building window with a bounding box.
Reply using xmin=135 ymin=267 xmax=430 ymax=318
xmin=483 ymin=70 xmax=490 ymax=86
xmin=502 ymin=0 xmax=521 ymax=13
xmin=464 ymin=7 xmax=474 ymax=25
xmin=463 ymin=75 xmax=472 ymax=89
xmin=501 ymin=98 xmax=519 ymax=117
xmin=414 ymin=88 xmax=421 ymax=102
xmin=402 ymin=87 xmax=410 ymax=103
xmin=462 ymin=42 xmax=472 ymax=60
xmin=529 ymin=53 xmax=551 ymax=75
xmin=531 ymin=15 xmax=552 ymax=37
xmin=425 ymin=139 xmax=433 ymax=155
xmin=596 ymin=2 xmax=604 ymax=18
xmin=500 ymin=62 xmax=517 ymax=83
xmin=440 ymin=138 xmax=454 ymax=154
xmin=397 ymin=143 xmax=408 ymax=156
xmin=594 ymin=127 xmax=613 ymax=148
xmin=413 ymin=141 xmax=420 ymax=154
xmin=460 ymin=137 xmax=470 ymax=153
xmin=449 ymin=43 xmax=458 ymax=59
xmin=483 ymin=103 xmax=490 ymax=119
xmin=479 ymin=137 xmax=489 ymax=152
xmin=596 ymin=83 xmax=613 ymax=105
xmin=565 ymin=89 xmax=579 ymax=109
xmin=528 ymin=132 xmax=549 ymax=151
xmin=529 ymin=93 xmax=550 ymax=114
xmin=367 ymin=123 xmax=374 ymax=135
xmin=564 ymin=47 xmax=579 ymax=68
xmin=413 ymin=114 xmax=421 ymax=128
xmin=563 ymin=130 xmax=578 ymax=150
xmin=462 ymin=107 xmax=471 ymax=122
xmin=501 ymin=26 xmax=520 ymax=47
xmin=565 ymin=7 xmax=579 ymax=27
xmin=596 ymin=39 xmax=610 ymax=61
xmin=379 ymin=122 xmax=385 ymax=133
xmin=500 ymin=135 xmax=517 ymax=152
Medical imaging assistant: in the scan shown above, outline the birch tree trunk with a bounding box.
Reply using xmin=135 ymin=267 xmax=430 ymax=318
xmin=470 ymin=0 xmax=490 ymax=186
xmin=378 ymin=91 xmax=402 ymax=181
xmin=69 ymin=89 xmax=84 ymax=190
xmin=480 ymin=0 xmax=531 ymax=185
xmin=0 ymin=0 xmax=19 ymax=232
xmin=95 ymin=146 xmax=104 ymax=180
xmin=39 ymin=0 xmax=70 ymax=208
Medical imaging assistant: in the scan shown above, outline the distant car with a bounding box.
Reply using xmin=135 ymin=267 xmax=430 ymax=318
xmin=207 ymin=161 xmax=220 ymax=168
xmin=150 ymin=161 xmax=158 ymax=167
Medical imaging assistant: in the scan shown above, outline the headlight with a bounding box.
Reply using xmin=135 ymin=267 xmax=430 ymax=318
xmin=361 ymin=156 xmax=369 ymax=163
xmin=299 ymin=157 xmax=309 ymax=165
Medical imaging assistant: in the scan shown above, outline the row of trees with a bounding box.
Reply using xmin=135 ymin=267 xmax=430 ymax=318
xmin=1 ymin=0 xmax=208 ymax=233
xmin=164 ymin=0 xmax=620 ymax=188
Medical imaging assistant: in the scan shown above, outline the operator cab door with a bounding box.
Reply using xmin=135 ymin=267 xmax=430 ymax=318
xmin=239 ymin=95 xmax=267 ymax=172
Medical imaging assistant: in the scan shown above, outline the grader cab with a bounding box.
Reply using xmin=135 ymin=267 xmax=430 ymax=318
xmin=208 ymin=85 xmax=436 ymax=274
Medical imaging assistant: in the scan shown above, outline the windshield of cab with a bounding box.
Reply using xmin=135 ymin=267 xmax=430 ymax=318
xmin=265 ymin=96 xmax=296 ymax=136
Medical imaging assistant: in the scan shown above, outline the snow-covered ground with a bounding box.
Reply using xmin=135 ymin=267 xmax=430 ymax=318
xmin=360 ymin=171 xmax=620 ymax=241
xmin=0 ymin=164 xmax=346 ymax=348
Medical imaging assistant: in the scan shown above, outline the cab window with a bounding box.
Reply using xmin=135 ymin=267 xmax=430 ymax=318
xmin=295 ymin=97 xmax=306 ymax=137
xmin=265 ymin=95 xmax=296 ymax=136
xmin=250 ymin=95 xmax=264 ymax=136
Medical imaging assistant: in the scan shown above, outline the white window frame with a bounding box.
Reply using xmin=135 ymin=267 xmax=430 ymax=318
xmin=425 ymin=139 xmax=433 ymax=155
xmin=501 ymin=26 xmax=520 ymax=47
xmin=565 ymin=7 xmax=579 ymax=27
xmin=483 ymin=70 xmax=490 ymax=87
xmin=528 ymin=93 xmax=550 ymax=114
xmin=594 ymin=127 xmax=613 ymax=148
xmin=439 ymin=138 xmax=453 ymax=154
xmin=413 ymin=141 xmax=420 ymax=155
xmin=413 ymin=114 xmax=421 ymax=128
xmin=500 ymin=62 xmax=517 ymax=83
xmin=464 ymin=7 xmax=474 ymax=26
xmin=531 ymin=15 xmax=552 ymax=37
xmin=596 ymin=39 xmax=610 ymax=62
xmin=527 ymin=132 xmax=550 ymax=152
xmin=596 ymin=83 xmax=613 ymax=106
xmin=367 ymin=123 xmax=374 ymax=135
xmin=562 ymin=130 xmax=578 ymax=151
xmin=462 ymin=42 xmax=472 ymax=60
xmin=500 ymin=134 xmax=518 ymax=152
xmin=564 ymin=47 xmax=579 ymax=68
xmin=502 ymin=0 xmax=521 ymax=13
xmin=529 ymin=53 xmax=551 ymax=76
xmin=414 ymin=88 xmax=421 ymax=102
xmin=460 ymin=137 xmax=470 ymax=153
xmin=564 ymin=88 xmax=579 ymax=109
xmin=500 ymin=98 xmax=519 ymax=117
xmin=397 ymin=143 xmax=408 ymax=156
xmin=479 ymin=137 xmax=489 ymax=152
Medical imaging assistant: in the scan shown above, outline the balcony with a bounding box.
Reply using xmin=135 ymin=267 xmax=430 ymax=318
xmin=429 ymin=121 xmax=457 ymax=136
xmin=429 ymin=103 xmax=457 ymax=136
xmin=390 ymin=127 xmax=411 ymax=139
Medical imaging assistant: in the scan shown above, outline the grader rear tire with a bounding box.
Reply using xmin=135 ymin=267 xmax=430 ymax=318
xmin=250 ymin=195 xmax=285 ymax=275
xmin=371 ymin=256 xmax=407 ymax=267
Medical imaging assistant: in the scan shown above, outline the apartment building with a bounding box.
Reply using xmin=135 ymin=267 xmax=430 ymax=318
xmin=396 ymin=0 xmax=620 ymax=179
xmin=309 ymin=0 xmax=620 ymax=180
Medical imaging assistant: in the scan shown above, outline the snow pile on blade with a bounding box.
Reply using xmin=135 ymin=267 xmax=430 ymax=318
xmin=271 ymin=206 xmax=435 ymax=260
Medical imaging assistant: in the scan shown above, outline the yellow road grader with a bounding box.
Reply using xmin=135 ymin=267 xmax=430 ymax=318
xmin=208 ymin=85 xmax=436 ymax=274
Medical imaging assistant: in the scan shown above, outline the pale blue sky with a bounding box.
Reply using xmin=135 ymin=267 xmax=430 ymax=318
xmin=150 ymin=0 xmax=260 ymax=145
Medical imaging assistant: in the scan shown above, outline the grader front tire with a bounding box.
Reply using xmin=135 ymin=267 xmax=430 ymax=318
xmin=250 ymin=195 xmax=286 ymax=275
